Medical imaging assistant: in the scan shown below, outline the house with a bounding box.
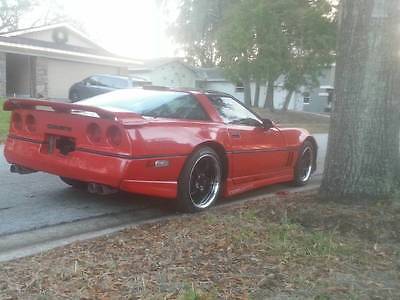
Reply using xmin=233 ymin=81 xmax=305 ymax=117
xmin=129 ymin=57 xmax=200 ymax=88
xmin=302 ymin=65 xmax=335 ymax=113
xmin=196 ymin=68 xmax=306 ymax=111
xmin=129 ymin=59 xmax=306 ymax=111
xmin=130 ymin=58 xmax=334 ymax=113
xmin=0 ymin=23 xmax=142 ymax=100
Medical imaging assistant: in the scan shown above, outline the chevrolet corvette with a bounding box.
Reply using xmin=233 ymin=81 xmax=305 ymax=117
xmin=3 ymin=87 xmax=317 ymax=212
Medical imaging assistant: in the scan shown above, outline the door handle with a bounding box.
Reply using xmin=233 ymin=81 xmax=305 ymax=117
xmin=230 ymin=132 xmax=241 ymax=139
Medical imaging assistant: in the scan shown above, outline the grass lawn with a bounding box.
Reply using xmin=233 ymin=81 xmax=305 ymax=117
xmin=1 ymin=192 xmax=399 ymax=299
xmin=0 ymin=98 xmax=10 ymax=142
xmin=254 ymin=108 xmax=330 ymax=134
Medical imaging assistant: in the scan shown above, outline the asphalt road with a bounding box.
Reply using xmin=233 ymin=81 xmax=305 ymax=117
xmin=0 ymin=134 xmax=328 ymax=259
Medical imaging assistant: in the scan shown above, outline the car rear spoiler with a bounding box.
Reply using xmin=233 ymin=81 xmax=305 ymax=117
xmin=3 ymin=98 xmax=147 ymax=126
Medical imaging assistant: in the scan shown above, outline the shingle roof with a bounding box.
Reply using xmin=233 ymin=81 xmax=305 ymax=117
xmin=0 ymin=25 xmax=142 ymax=66
xmin=0 ymin=23 xmax=63 ymax=36
xmin=129 ymin=58 xmax=230 ymax=82
xmin=130 ymin=57 xmax=200 ymax=72
xmin=0 ymin=35 xmax=113 ymax=56
xmin=142 ymin=57 xmax=183 ymax=68
xmin=0 ymin=22 xmax=111 ymax=51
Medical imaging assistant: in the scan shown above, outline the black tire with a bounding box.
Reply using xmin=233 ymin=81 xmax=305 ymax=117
xmin=59 ymin=177 xmax=88 ymax=189
xmin=293 ymin=141 xmax=315 ymax=186
xmin=69 ymin=90 xmax=80 ymax=102
xmin=177 ymin=147 xmax=222 ymax=213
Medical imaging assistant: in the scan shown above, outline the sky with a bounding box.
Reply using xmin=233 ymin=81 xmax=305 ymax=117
xmin=25 ymin=0 xmax=181 ymax=59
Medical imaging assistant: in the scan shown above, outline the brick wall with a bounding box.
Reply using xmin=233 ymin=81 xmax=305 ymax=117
xmin=0 ymin=52 xmax=6 ymax=97
xmin=35 ymin=57 xmax=48 ymax=98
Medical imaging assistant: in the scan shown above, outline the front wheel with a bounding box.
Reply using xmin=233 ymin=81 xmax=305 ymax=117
xmin=69 ymin=90 xmax=80 ymax=102
xmin=177 ymin=147 xmax=222 ymax=213
xmin=293 ymin=141 xmax=315 ymax=186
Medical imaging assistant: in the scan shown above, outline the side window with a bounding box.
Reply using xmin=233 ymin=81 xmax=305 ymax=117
xmin=99 ymin=77 xmax=129 ymax=89
xmin=145 ymin=95 xmax=209 ymax=121
xmin=208 ymin=95 xmax=262 ymax=126
xmin=87 ymin=76 xmax=101 ymax=86
xmin=96 ymin=76 xmax=113 ymax=88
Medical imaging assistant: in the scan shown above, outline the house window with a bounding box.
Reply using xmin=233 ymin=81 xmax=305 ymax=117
xmin=325 ymin=88 xmax=334 ymax=112
xmin=235 ymin=82 xmax=245 ymax=93
xmin=303 ymin=92 xmax=311 ymax=104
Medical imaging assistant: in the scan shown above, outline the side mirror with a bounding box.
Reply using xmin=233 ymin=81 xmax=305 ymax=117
xmin=262 ymin=119 xmax=274 ymax=130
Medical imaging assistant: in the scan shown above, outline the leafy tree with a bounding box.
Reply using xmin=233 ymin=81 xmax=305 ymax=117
xmin=320 ymin=0 xmax=400 ymax=200
xmin=0 ymin=0 xmax=81 ymax=34
xmin=253 ymin=0 xmax=291 ymax=110
xmin=216 ymin=0 xmax=258 ymax=106
xmin=217 ymin=0 xmax=292 ymax=107
xmin=0 ymin=0 xmax=33 ymax=32
xmin=172 ymin=0 xmax=335 ymax=109
xmin=216 ymin=0 xmax=335 ymax=110
xmin=253 ymin=0 xmax=335 ymax=110
xmin=170 ymin=0 xmax=238 ymax=67
xmin=281 ymin=0 xmax=336 ymax=111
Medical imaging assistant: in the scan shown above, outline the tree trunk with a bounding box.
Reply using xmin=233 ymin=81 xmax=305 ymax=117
xmin=320 ymin=0 xmax=400 ymax=200
xmin=254 ymin=80 xmax=261 ymax=108
xmin=264 ymin=80 xmax=275 ymax=111
xmin=282 ymin=90 xmax=294 ymax=111
xmin=243 ymin=79 xmax=252 ymax=107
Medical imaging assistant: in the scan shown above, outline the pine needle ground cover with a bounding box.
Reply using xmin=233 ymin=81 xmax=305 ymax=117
xmin=1 ymin=192 xmax=399 ymax=299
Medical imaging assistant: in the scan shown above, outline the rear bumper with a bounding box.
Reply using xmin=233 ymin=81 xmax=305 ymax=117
xmin=4 ymin=136 xmax=180 ymax=199
xmin=4 ymin=137 xmax=129 ymax=187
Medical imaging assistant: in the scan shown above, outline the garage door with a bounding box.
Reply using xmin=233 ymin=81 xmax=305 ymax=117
xmin=47 ymin=59 xmax=120 ymax=100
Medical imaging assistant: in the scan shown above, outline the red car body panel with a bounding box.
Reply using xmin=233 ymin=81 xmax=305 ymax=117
xmin=3 ymin=90 xmax=316 ymax=200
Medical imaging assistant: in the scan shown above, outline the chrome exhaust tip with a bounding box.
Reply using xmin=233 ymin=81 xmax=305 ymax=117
xmin=10 ymin=164 xmax=18 ymax=173
xmin=10 ymin=164 xmax=37 ymax=175
xmin=87 ymin=183 xmax=97 ymax=194
xmin=88 ymin=183 xmax=118 ymax=195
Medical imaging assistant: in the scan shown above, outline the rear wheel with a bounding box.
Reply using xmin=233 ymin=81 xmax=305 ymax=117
xmin=59 ymin=177 xmax=87 ymax=189
xmin=177 ymin=147 xmax=222 ymax=212
xmin=293 ymin=141 xmax=315 ymax=186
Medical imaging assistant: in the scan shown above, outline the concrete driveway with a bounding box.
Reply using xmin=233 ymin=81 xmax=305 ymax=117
xmin=0 ymin=133 xmax=328 ymax=261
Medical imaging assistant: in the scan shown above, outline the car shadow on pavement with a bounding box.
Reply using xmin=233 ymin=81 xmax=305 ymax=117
xmin=55 ymin=186 xmax=176 ymax=212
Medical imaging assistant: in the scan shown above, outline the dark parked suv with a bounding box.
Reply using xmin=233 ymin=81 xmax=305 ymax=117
xmin=68 ymin=74 xmax=151 ymax=102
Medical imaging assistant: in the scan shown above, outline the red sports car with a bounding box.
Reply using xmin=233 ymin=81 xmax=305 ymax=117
xmin=3 ymin=87 xmax=317 ymax=212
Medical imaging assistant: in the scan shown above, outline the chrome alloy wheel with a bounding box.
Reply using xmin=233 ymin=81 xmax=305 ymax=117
xmin=188 ymin=153 xmax=221 ymax=209
xmin=299 ymin=146 xmax=313 ymax=183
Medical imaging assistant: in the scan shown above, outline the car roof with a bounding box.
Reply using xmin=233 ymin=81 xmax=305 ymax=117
xmin=91 ymin=74 xmax=131 ymax=80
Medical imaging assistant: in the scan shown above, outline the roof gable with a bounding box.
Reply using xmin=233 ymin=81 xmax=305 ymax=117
xmin=130 ymin=57 xmax=200 ymax=74
xmin=1 ymin=23 xmax=106 ymax=52
xmin=0 ymin=24 xmax=143 ymax=67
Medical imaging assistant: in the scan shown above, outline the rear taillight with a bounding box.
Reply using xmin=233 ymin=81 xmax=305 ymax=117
xmin=12 ymin=113 xmax=23 ymax=130
xmin=107 ymin=126 xmax=123 ymax=147
xmin=25 ymin=115 xmax=36 ymax=132
xmin=87 ymin=123 xmax=102 ymax=143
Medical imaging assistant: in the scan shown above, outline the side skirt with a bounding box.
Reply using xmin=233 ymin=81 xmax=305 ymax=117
xmin=223 ymin=170 xmax=294 ymax=198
